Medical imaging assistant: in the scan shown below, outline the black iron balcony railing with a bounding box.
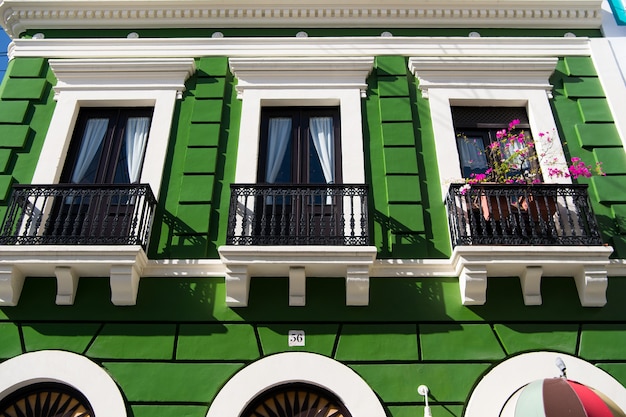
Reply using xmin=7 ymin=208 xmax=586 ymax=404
xmin=0 ymin=184 xmax=157 ymax=248
xmin=227 ymin=184 xmax=369 ymax=246
xmin=446 ymin=183 xmax=603 ymax=247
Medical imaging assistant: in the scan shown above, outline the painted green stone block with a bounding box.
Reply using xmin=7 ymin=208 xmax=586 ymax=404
xmin=350 ymin=363 xmax=489 ymax=403
xmin=387 ymin=175 xmax=421 ymax=202
xmin=381 ymin=122 xmax=416 ymax=146
xmin=390 ymin=233 xmax=428 ymax=259
xmin=388 ymin=203 xmax=424 ymax=232
xmin=197 ymin=57 xmax=229 ymax=77
xmin=378 ymin=76 xmax=410 ymax=97
xmin=376 ymin=56 xmax=407 ymax=76
xmin=104 ymin=362 xmax=243 ymax=402
xmin=188 ymin=123 xmax=221 ymax=147
xmin=420 ymin=324 xmax=505 ymax=360
xmin=578 ymin=99 xmax=614 ymax=123
xmin=0 ymin=149 xmax=12 ymax=173
xmin=380 ymin=98 xmax=413 ymax=122
xmin=0 ymin=125 xmax=31 ymax=148
xmin=335 ymin=324 xmax=418 ymax=360
xmin=564 ymin=57 xmax=597 ymax=76
xmin=0 ymin=100 xmax=29 ymax=123
xmin=257 ymin=324 xmax=338 ymax=356
xmin=563 ymin=77 xmax=605 ymax=98
xmin=22 ymin=323 xmax=100 ymax=353
xmin=493 ymin=324 xmax=578 ymax=355
xmin=193 ymin=78 xmax=226 ymax=99
xmin=86 ymin=323 xmax=176 ymax=359
xmin=1 ymin=78 xmax=47 ymax=100
xmin=191 ymin=99 xmax=224 ymax=123
xmin=384 ymin=147 xmax=418 ymax=174
xmin=575 ymin=123 xmax=622 ymax=148
xmin=0 ymin=175 xmax=14 ymax=202
xmin=612 ymin=205 xmax=626 ymax=234
xmin=131 ymin=405 xmax=208 ymax=417
xmin=8 ymin=58 xmax=45 ymax=78
xmin=176 ymin=203 xmax=211 ymax=232
xmin=179 ymin=174 xmax=215 ymax=203
xmin=579 ymin=324 xmax=626 ymax=360
xmin=596 ymin=363 xmax=626 ymax=388
xmin=388 ymin=406 xmax=463 ymax=417
xmin=183 ymin=147 xmax=218 ymax=173
xmin=177 ymin=324 xmax=259 ymax=360
xmin=164 ymin=233 xmax=209 ymax=259
xmin=590 ymin=175 xmax=626 ymax=204
xmin=0 ymin=322 xmax=22 ymax=359
xmin=593 ymin=148 xmax=626 ymax=175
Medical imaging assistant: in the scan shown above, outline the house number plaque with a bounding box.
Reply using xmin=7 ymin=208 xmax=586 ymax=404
xmin=288 ymin=330 xmax=305 ymax=346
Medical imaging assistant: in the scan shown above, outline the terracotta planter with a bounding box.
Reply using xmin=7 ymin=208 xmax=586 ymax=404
xmin=479 ymin=194 xmax=511 ymax=221
xmin=520 ymin=193 xmax=558 ymax=222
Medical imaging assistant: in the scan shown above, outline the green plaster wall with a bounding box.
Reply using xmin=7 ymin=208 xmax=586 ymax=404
xmin=550 ymin=56 xmax=626 ymax=258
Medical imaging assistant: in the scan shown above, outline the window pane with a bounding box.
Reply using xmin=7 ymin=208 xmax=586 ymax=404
xmin=457 ymin=135 xmax=488 ymax=178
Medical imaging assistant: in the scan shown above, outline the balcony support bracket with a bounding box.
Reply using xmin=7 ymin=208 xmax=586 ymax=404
xmin=521 ymin=266 xmax=543 ymax=306
xmin=575 ymin=265 xmax=608 ymax=307
xmin=289 ymin=266 xmax=306 ymax=306
xmin=0 ymin=266 xmax=25 ymax=306
xmin=346 ymin=265 xmax=370 ymax=306
xmin=459 ymin=264 xmax=487 ymax=305
xmin=225 ymin=265 xmax=251 ymax=307
xmin=110 ymin=264 xmax=142 ymax=306
xmin=55 ymin=266 xmax=79 ymax=305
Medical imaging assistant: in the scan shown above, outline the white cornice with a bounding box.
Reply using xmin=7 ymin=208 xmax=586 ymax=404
xmin=0 ymin=0 xmax=603 ymax=38
xmin=7 ymin=36 xmax=593 ymax=61
xmin=408 ymin=56 xmax=559 ymax=98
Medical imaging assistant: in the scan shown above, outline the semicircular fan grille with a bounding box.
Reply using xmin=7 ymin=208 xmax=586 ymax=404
xmin=242 ymin=383 xmax=351 ymax=417
xmin=0 ymin=384 xmax=93 ymax=417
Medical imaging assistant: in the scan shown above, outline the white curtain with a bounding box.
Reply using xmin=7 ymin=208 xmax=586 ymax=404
xmin=265 ymin=117 xmax=292 ymax=183
xmin=70 ymin=118 xmax=109 ymax=184
xmin=125 ymin=116 xmax=151 ymax=183
xmin=309 ymin=116 xmax=335 ymax=184
xmin=457 ymin=137 xmax=487 ymax=176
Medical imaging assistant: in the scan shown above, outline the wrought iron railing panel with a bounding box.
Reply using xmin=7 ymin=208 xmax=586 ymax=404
xmin=227 ymin=184 xmax=369 ymax=246
xmin=0 ymin=184 xmax=157 ymax=248
xmin=446 ymin=183 xmax=603 ymax=247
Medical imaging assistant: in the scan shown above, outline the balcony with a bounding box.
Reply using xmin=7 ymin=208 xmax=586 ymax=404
xmin=445 ymin=183 xmax=612 ymax=307
xmin=0 ymin=184 xmax=157 ymax=248
xmin=226 ymin=183 xmax=369 ymax=246
xmin=446 ymin=183 xmax=603 ymax=247
xmin=220 ymin=183 xmax=376 ymax=307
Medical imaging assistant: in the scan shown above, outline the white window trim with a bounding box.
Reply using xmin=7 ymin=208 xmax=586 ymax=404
xmin=408 ymin=55 xmax=614 ymax=307
xmin=0 ymin=350 xmax=127 ymax=417
xmin=465 ymin=351 xmax=626 ymax=417
xmin=0 ymin=58 xmax=195 ymax=307
xmin=206 ymin=352 xmax=386 ymax=417
xmin=219 ymin=57 xmax=378 ymax=308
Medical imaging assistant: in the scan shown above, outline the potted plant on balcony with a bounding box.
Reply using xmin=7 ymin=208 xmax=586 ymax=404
xmin=459 ymin=119 xmax=604 ymax=222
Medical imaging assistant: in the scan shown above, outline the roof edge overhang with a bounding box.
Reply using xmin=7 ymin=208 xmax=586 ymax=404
xmin=0 ymin=0 xmax=603 ymax=38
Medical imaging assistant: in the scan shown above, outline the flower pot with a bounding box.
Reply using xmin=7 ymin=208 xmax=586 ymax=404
xmin=520 ymin=193 xmax=558 ymax=222
xmin=480 ymin=194 xmax=511 ymax=221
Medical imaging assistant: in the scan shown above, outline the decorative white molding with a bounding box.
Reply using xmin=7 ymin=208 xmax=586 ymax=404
xmin=229 ymin=56 xmax=374 ymax=98
xmin=49 ymin=58 xmax=196 ymax=100
xmin=0 ymin=350 xmax=127 ymax=417
xmin=218 ymin=246 xmax=378 ymax=307
xmin=409 ymin=56 xmax=559 ymax=99
xmin=0 ymin=246 xmax=148 ymax=306
xmin=465 ymin=352 xmax=626 ymax=417
xmin=206 ymin=352 xmax=387 ymax=417
xmin=7 ymin=37 xmax=592 ymax=61
xmin=0 ymin=0 xmax=603 ymax=38
xmin=452 ymin=246 xmax=614 ymax=306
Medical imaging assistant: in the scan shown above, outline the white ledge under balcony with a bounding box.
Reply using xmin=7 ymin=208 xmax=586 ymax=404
xmin=0 ymin=183 xmax=157 ymax=306
xmin=220 ymin=183 xmax=377 ymax=307
xmin=446 ymin=183 xmax=613 ymax=307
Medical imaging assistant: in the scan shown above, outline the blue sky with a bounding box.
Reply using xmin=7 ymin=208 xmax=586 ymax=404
xmin=0 ymin=29 xmax=9 ymax=81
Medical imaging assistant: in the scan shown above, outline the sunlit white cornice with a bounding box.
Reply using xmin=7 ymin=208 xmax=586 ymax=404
xmin=7 ymin=36 xmax=593 ymax=60
xmin=0 ymin=0 xmax=603 ymax=38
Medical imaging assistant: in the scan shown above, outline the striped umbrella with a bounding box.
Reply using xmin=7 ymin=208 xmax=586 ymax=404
xmin=515 ymin=378 xmax=626 ymax=417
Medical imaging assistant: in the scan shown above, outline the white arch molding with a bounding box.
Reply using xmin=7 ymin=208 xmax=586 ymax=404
xmin=464 ymin=351 xmax=626 ymax=417
xmin=205 ymin=352 xmax=386 ymax=417
xmin=0 ymin=350 xmax=127 ymax=417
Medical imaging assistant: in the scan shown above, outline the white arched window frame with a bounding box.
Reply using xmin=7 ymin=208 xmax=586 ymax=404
xmin=0 ymin=350 xmax=127 ymax=417
xmin=206 ymin=352 xmax=386 ymax=417
xmin=465 ymin=351 xmax=626 ymax=416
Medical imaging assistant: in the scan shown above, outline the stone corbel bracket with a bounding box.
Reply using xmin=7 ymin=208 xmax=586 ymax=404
xmin=452 ymin=245 xmax=614 ymax=307
xmin=218 ymin=245 xmax=378 ymax=307
xmin=0 ymin=246 xmax=148 ymax=306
